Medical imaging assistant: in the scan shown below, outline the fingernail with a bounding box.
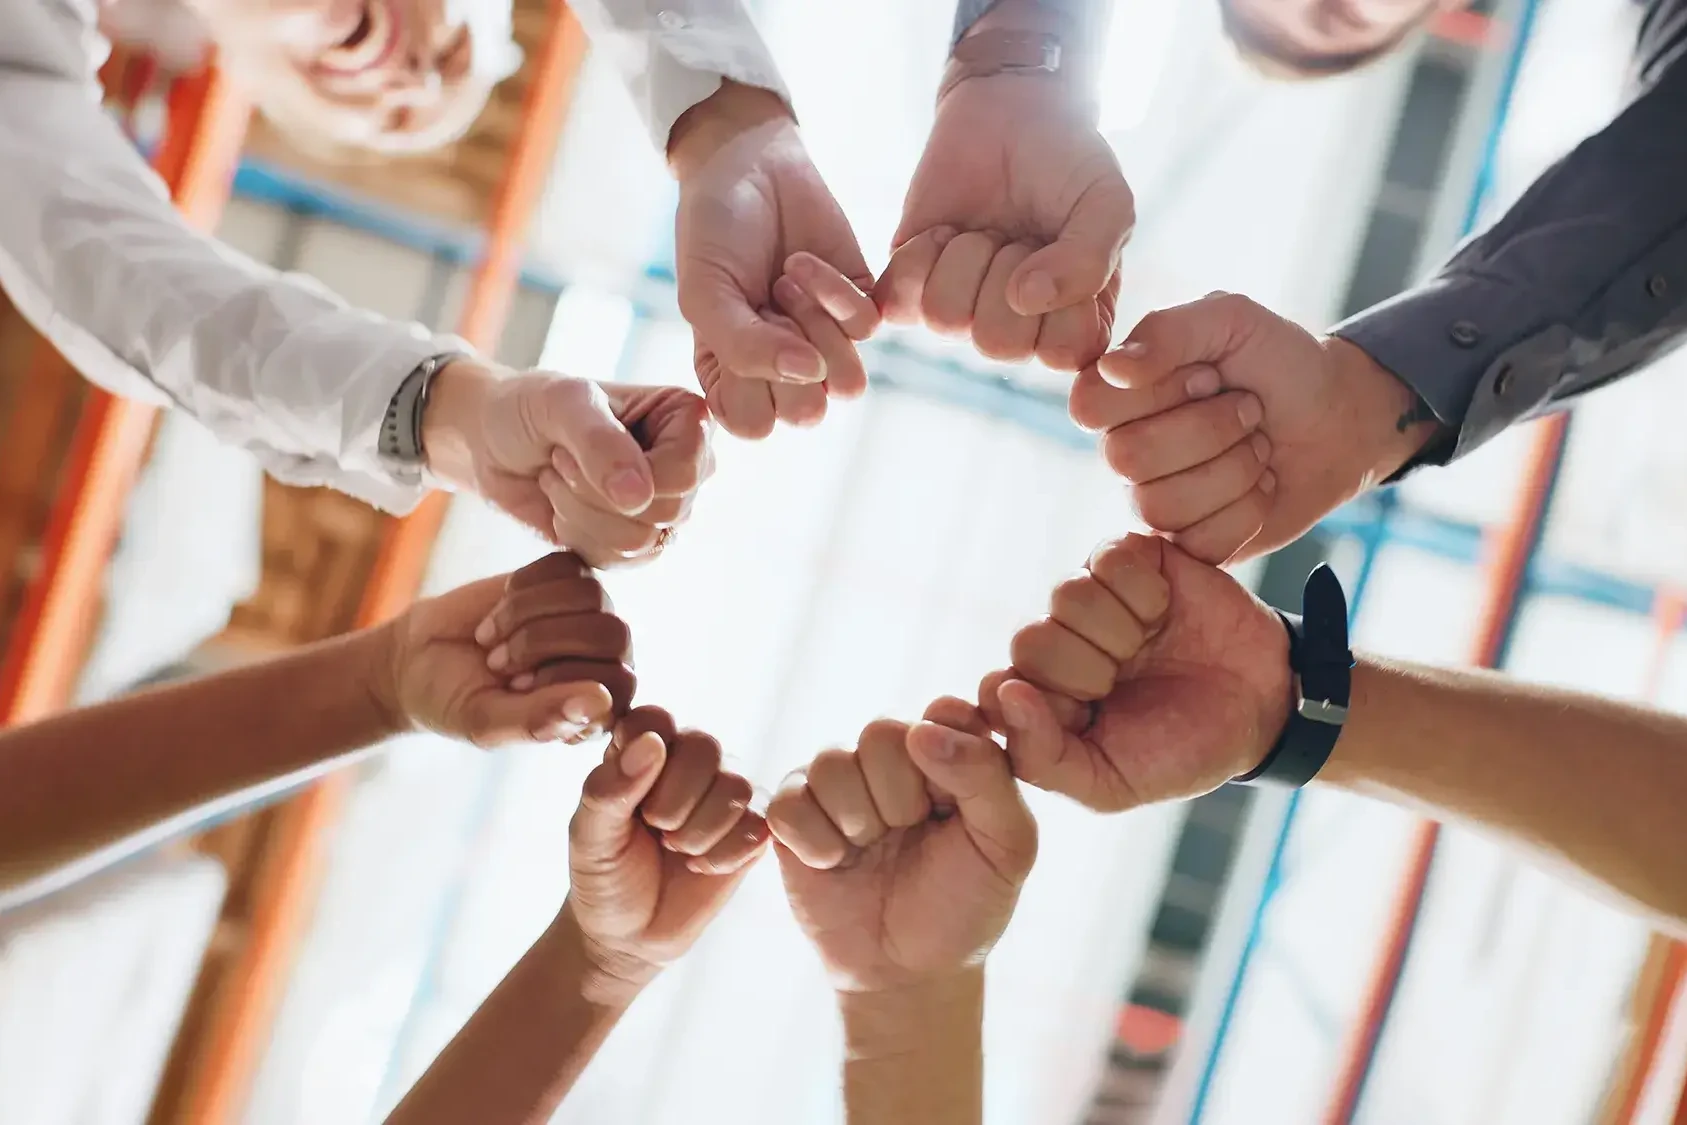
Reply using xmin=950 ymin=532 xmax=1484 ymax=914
xmin=1260 ymin=470 xmax=1278 ymax=495
xmin=605 ymin=467 xmax=651 ymax=511
xmin=922 ymin=725 xmax=963 ymax=760
xmin=1016 ymin=271 xmax=1057 ymax=311
xmin=1251 ymin=433 xmax=1271 ymax=462
xmin=686 ymin=856 xmax=716 ymax=875
xmin=1116 ymin=339 xmax=1148 ymax=358
xmin=1186 ymin=368 xmax=1221 ymax=399
xmin=1238 ymin=396 xmax=1263 ymax=429
xmin=1001 ymin=692 xmax=1033 ymax=729
xmin=474 ymin=616 xmax=496 ymax=647
xmin=931 ymin=226 xmax=958 ymax=248
xmin=563 ymin=696 xmax=595 ymax=724
xmin=776 ymin=349 xmax=825 ymax=383
xmin=486 ymin=644 xmax=509 ymax=672
xmin=620 ymin=731 xmax=662 ymax=777
xmin=510 ymin=672 xmax=535 ymax=692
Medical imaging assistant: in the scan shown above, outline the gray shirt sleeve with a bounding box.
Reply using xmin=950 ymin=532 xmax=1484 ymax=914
xmin=1332 ymin=5 xmax=1687 ymax=467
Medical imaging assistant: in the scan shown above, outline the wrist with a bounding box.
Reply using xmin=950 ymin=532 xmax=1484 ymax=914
xmin=351 ymin=622 xmax=410 ymax=740
xmin=550 ymin=898 xmax=659 ymax=1010
xmin=948 ymin=1 xmax=1099 ymax=114
xmin=420 ymin=357 xmax=501 ymax=492
xmin=668 ymin=79 xmax=794 ymax=181
xmin=1322 ymin=336 xmax=1441 ymax=487
xmin=838 ymin=967 xmax=986 ymax=1060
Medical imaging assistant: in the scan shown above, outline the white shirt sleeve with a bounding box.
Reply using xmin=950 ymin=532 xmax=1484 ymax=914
xmin=564 ymin=0 xmax=793 ymax=151
xmin=0 ymin=0 xmax=465 ymax=514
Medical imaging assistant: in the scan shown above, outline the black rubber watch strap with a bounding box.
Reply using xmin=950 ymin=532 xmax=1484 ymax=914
xmin=1234 ymin=564 xmax=1353 ymax=788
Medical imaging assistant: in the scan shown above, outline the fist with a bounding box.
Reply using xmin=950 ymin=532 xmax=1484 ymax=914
xmin=770 ymin=700 xmax=1037 ymax=993
xmin=981 ymin=534 xmax=1291 ymax=811
xmin=1072 ymin=293 xmax=1433 ymax=563
xmin=567 ymin=706 xmax=770 ymax=997
xmin=391 ymin=552 xmax=630 ymax=748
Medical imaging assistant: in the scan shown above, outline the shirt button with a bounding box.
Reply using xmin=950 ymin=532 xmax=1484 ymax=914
xmin=1648 ymin=273 xmax=1669 ymax=298
xmin=1448 ymin=320 xmax=1480 ymax=348
xmin=657 ymin=9 xmax=687 ymax=30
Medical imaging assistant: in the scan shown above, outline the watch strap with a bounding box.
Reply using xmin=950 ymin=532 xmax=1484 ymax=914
xmin=939 ymin=30 xmax=1063 ymax=103
xmin=1234 ymin=564 xmax=1354 ymax=788
xmin=379 ymin=353 xmax=456 ymax=467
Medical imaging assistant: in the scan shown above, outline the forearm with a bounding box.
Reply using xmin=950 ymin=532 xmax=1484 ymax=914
xmin=1333 ymin=52 xmax=1687 ymax=472
xmin=1320 ymin=657 xmax=1687 ymax=934
xmin=839 ymin=969 xmax=985 ymax=1125
xmin=383 ymin=900 xmax=634 ymax=1125
xmin=0 ymin=54 xmax=454 ymax=511
xmin=0 ymin=627 xmax=401 ymax=902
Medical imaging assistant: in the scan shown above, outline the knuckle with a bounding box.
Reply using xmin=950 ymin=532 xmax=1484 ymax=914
xmin=858 ymin=718 xmax=910 ymax=748
xmin=1101 ymin=428 xmax=1145 ymax=480
xmin=1049 ymin=575 xmax=1096 ymax=621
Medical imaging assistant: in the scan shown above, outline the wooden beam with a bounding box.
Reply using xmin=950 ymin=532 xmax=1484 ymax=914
xmin=165 ymin=7 xmax=589 ymax=1122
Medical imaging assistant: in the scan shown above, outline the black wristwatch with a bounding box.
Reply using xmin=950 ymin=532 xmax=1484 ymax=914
xmin=1233 ymin=563 xmax=1354 ymax=788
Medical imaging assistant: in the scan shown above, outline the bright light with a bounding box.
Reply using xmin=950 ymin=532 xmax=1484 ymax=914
xmin=1098 ymin=0 xmax=1185 ymax=134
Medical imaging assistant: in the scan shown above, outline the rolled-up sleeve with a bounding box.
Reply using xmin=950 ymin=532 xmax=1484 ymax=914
xmin=565 ymin=0 xmax=791 ymax=151
xmin=1332 ymin=33 xmax=1687 ymax=464
xmin=0 ymin=1 xmax=463 ymax=513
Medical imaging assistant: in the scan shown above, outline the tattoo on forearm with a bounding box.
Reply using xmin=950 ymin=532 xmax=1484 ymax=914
xmin=1395 ymin=396 xmax=1438 ymax=433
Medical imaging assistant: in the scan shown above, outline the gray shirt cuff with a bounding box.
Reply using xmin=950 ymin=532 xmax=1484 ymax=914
xmin=1332 ymin=44 xmax=1687 ymax=468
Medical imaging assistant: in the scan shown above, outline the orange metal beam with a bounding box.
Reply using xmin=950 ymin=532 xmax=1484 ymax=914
xmin=172 ymin=7 xmax=589 ymax=1122
xmin=1594 ymin=592 xmax=1687 ymax=1125
xmin=0 ymin=68 xmax=249 ymax=725
xmin=1320 ymin=414 xmax=1569 ymax=1125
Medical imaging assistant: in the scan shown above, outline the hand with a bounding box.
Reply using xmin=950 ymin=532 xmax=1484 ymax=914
xmin=382 ymin=553 xmax=630 ymax=748
xmin=979 ymin=534 xmax=1290 ymax=811
xmin=669 ymin=81 xmax=880 ymax=439
xmin=565 ymin=706 xmax=770 ymax=1002
xmin=769 ymin=699 xmax=1037 ymax=994
xmin=423 ymin=359 xmax=712 ymax=567
xmin=878 ymin=4 xmax=1132 ymax=371
xmin=1072 ymin=292 xmax=1437 ymax=564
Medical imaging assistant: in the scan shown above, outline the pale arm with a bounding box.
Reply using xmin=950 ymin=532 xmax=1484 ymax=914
xmin=839 ymin=969 xmax=986 ymax=1125
xmin=1321 ymin=657 xmax=1687 ymax=934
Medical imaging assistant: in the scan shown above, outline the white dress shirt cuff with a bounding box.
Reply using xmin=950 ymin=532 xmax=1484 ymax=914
xmin=239 ymin=317 xmax=469 ymax=516
xmin=569 ymin=0 xmax=792 ymax=152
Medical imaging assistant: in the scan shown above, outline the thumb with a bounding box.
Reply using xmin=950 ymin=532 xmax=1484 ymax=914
xmin=906 ymin=721 xmax=1037 ymax=879
xmin=1097 ymin=291 xmax=1255 ymax=391
xmin=678 ymin=268 xmax=826 ymax=386
xmin=1007 ymin=178 xmax=1135 ymax=317
xmin=569 ymin=732 xmax=667 ymax=869
xmin=530 ymin=379 xmax=655 ymax=515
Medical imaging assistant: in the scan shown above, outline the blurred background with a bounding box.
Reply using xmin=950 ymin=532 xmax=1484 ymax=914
xmin=3 ymin=0 xmax=1687 ymax=1123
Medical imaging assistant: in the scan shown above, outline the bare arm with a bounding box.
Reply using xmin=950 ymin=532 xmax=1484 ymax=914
xmin=1322 ymin=657 xmax=1687 ymax=934
xmin=0 ymin=558 xmax=629 ymax=910
xmin=381 ymin=902 xmax=633 ymax=1125
xmin=840 ymin=969 xmax=986 ymax=1125
xmin=0 ymin=629 xmax=398 ymax=906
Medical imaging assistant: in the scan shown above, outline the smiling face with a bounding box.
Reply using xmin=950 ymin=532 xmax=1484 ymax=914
xmin=1219 ymin=0 xmax=1468 ymax=76
xmin=184 ymin=0 xmax=519 ymax=154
